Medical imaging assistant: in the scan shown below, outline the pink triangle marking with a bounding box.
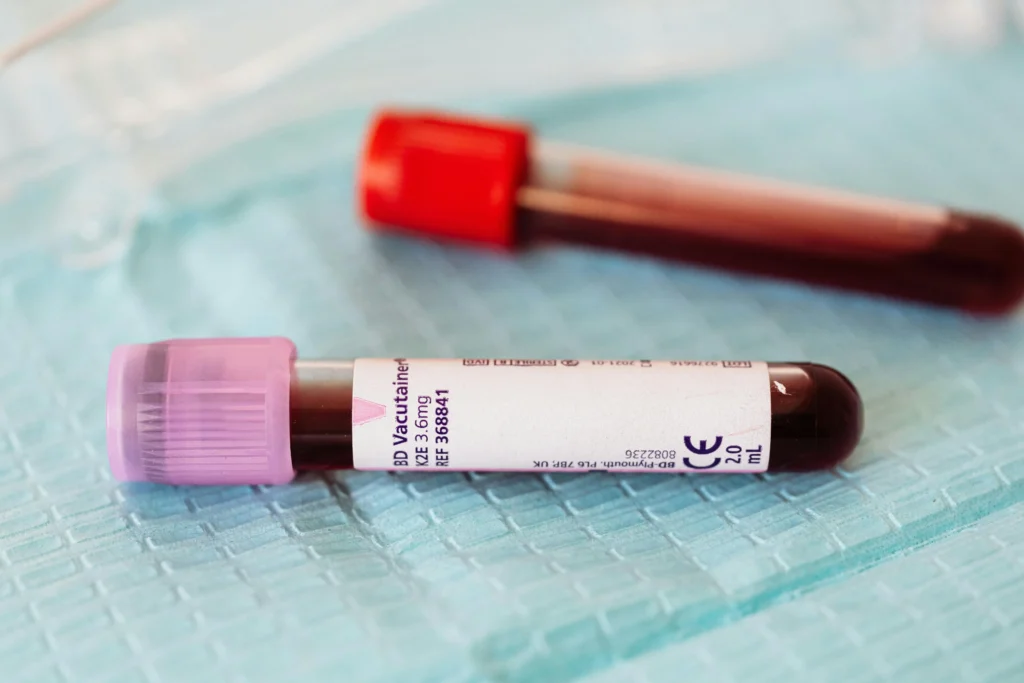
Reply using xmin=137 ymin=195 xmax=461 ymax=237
xmin=352 ymin=397 xmax=387 ymax=427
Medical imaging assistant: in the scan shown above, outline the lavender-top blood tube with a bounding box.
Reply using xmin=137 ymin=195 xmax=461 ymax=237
xmin=106 ymin=337 xmax=863 ymax=486
xmin=359 ymin=110 xmax=1024 ymax=315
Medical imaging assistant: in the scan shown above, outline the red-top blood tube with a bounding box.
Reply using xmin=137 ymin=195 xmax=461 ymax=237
xmin=106 ymin=337 xmax=863 ymax=486
xmin=359 ymin=109 xmax=1024 ymax=315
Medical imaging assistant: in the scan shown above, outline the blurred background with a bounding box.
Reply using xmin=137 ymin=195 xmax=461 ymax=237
xmin=2 ymin=2 xmax=1024 ymax=683
xmin=2 ymin=0 xmax=1023 ymax=266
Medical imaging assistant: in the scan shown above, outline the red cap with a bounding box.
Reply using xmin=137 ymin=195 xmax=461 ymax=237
xmin=358 ymin=109 xmax=532 ymax=248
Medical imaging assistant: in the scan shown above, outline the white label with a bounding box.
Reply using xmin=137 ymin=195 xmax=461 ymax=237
xmin=351 ymin=359 xmax=771 ymax=474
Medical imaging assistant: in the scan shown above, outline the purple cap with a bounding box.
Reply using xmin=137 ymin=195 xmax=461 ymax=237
xmin=106 ymin=337 xmax=297 ymax=486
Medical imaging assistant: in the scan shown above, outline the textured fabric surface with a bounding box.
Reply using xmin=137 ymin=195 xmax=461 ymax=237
xmin=2 ymin=39 xmax=1024 ymax=683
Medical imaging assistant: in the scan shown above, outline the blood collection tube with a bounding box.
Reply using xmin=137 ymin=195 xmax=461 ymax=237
xmin=359 ymin=110 xmax=1024 ymax=315
xmin=105 ymin=337 xmax=863 ymax=486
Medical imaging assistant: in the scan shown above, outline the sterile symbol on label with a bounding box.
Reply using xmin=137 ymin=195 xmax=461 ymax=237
xmin=352 ymin=397 xmax=387 ymax=427
xmin=681 ymin=435 xmax=724 ymax=470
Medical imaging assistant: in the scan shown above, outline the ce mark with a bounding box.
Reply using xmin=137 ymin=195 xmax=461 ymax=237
xmin=681 ymin=435 xmax=723 ymax=470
